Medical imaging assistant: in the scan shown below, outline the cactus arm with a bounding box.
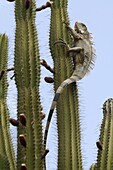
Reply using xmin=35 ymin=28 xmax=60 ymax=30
xmin=0 ymin=34 xmax=16 ymax=170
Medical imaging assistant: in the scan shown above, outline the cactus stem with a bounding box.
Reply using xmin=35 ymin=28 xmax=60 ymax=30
xmin=7 ymin=67 xmax=14 ymax=72
xmin=9 ymin=118 xmax=19 ymax=127
xmin=10 ymin=74 xmax=15 ymax=80
xmin=36 ymin=1 xmax=53 ymax=12
xmin=40 ymin=59 xmax=55 ymax=74
xmin=41 ymin=149 xmax=49 ymax=159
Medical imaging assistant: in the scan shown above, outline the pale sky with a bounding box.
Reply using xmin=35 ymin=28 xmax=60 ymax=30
xmin=0 ymin=0 xmax=113 ymax=169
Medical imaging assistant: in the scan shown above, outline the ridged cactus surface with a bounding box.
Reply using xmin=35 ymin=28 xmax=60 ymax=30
xmin=0 ymin=34 xmax=16 ymax=170
xmin=96 ymin=98 xmax=113 ymax=170
xmin=90 ymin=163 xmax=96 ymax=170
xmin=14 ymin=0 xmax=43 ymax=169
xmin=46 ymin=0 xmax=82 ymax=169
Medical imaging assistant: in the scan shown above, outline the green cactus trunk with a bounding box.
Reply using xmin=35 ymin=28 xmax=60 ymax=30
xmin=0 ymin=34 xmax=16 ymax=170
xmin=48 ymin=1 xmax=82 ymax=169
xmin=14 ymin=0 xmax=43 ymax=169
xmin=96 ymin=98 xmax=113 ymax=170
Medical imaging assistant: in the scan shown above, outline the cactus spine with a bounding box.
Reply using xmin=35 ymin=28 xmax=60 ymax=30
xmin=14 ymin=0 xmax=43 ymax=169
xmin=0 ymin=34 xmax=16 ymax=169
xmin=48 ymin=0 xmax=82 ymax=169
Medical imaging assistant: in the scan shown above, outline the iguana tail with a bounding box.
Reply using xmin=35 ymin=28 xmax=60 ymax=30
xmin=44 ymin=76 xmax=77 ymax=147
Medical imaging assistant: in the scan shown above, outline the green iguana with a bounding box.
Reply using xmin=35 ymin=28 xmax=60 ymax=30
xmin=44 ymin=21 xmax=96 ymax=147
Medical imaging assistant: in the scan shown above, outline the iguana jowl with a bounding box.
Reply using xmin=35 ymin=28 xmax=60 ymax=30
xmin=44 ymin=21 xmax=95 ymax=147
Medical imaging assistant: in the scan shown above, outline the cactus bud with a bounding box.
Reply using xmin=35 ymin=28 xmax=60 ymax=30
xmin=21 ymin=164 xmax=27 ymax=170
xmin=46 ymin=1 xmax=52 ymax=7
xmin=40 ymin=59 xmax=47 ymax=66
xmin=20 ymin=114 xmax=26 ymax=126
xmin=41 ymin=111 xmax=46 ymax=120
xmin=44 ymin=77 xmax=54 ymax=83
xmin=19 ymin=135 xmax=26 ymax=148
xmin=96 ymin=141 xmax=102 ymax=151
xmin=25 ymin=0 xmax=30 ymax=10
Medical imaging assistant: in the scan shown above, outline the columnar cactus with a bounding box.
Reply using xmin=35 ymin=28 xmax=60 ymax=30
xmin=95 ymin=98 xmax=113 ymax=170
xmin=0 ymin=34 xmax=16 ymax=169
xmin=47 ymin=0 xmax=82 ymax=169
xmin=14 ymin=0 xmax=43 ymax=169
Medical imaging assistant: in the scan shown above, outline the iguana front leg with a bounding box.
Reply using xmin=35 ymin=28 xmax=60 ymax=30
xmin=68 ymin=46 xmax=83 ymax=53
xmin=54 ymin=38 xmax=83 ymax=54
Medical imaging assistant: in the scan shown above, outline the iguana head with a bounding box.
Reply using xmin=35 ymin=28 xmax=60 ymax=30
xmin=74 ymin=21 xmax=90 ymax=38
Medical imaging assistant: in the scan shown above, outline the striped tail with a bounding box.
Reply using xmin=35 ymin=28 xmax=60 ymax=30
xmin=44 ymin=76 xmax=76 ymax=147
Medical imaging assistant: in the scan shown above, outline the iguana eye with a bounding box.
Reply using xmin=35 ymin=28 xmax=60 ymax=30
xmin=81 ymin=23 xmax=86 ymax=28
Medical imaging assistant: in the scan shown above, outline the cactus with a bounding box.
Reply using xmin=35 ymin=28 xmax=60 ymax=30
xmin=47 ymin=0 xmax=82 ymax=170
xmin=0 ymin=34 xmax=16 ymax=169
xmin=0 ymin=0 xmax=113 ymax=170
xmin=94 ymin=98 xmax=113 ymax=170
xmin=14 ymin=0 xmax=43 ymax=169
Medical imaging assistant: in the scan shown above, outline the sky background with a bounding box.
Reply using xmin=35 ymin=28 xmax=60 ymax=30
xmin=0 ymin=0 xmax=113 ymax=169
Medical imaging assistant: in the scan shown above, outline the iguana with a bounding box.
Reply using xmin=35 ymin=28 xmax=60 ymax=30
xmin=44 ymin=21 xmax=95 ymax=147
